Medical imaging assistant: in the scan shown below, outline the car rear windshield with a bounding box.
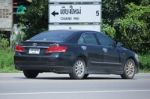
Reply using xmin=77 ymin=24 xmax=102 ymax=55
xmin=30 ymin=31 xmax=74 ymax=42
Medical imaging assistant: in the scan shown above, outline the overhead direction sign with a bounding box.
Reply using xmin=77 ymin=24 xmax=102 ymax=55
xmin=49 ymin=0 xmax=102 ymax=32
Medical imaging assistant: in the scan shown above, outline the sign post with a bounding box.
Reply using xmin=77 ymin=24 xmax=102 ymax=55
xmin=49 ymin=0 xmax=102 ymax=32
xmin=0 ymin=0 xmax=13 ymax=31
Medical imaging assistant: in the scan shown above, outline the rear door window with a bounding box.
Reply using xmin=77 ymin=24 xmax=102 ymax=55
xmin=78 ymin=33 xmax=98 ymax=45
xmin=96 ymin=33 xmax=114 ymax=47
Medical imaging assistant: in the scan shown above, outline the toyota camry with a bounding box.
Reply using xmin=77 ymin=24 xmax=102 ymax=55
xmin=14 ymin=30 xmax=139 ymax=79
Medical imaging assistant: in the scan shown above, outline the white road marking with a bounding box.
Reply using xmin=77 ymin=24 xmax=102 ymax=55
xmin=0 ymin=90 xmax=150 ymax=96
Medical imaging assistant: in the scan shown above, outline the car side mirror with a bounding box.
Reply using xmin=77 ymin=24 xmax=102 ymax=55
xmin=117 ymin=42 xmax=123 ymax=47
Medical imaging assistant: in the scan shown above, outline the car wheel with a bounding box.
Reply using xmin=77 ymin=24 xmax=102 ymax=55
xmin=121 ymin=59 xmax=136 ymax=79
xmin=69 ymin=59 xmax=86 ymax=79
xmin=23 ymin=70 xmax=39 ymax=78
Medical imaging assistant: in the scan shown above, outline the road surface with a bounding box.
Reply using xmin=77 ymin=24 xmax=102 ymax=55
xmin=0 ymin=73 xmax=150 ymax=99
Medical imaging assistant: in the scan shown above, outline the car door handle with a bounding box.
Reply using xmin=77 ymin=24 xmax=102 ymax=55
xmin=102 ymin=48 xmax=108 ymax=53
xmin=81 ymin=46 xmax=87 ymax=51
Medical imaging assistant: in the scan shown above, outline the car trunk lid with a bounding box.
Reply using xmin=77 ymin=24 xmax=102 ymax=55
xmin=18 ymin=41 xmax=59 ymax=55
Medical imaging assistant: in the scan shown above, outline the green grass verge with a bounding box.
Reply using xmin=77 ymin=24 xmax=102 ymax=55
xmin=139 ymin=54 xmax=150 ymax=72
xmin=0 ymin=48 xmax=150 ymax=73
xmin=0 ymin=49 xmax=18 ymax=73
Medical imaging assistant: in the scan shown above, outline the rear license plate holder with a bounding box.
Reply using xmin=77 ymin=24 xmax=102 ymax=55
xmin=29 ymin=48 xmax=40 ymax=54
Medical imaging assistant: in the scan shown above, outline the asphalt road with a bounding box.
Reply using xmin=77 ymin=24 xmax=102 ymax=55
xmin=0 ymin=73 xmax=150 ymax=99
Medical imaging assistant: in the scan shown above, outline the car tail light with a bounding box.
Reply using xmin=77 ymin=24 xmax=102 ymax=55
xmin=15 ymin=45 xmax=25 ymax=52
xmin=46 ymin=45 xmax=67 ymax=53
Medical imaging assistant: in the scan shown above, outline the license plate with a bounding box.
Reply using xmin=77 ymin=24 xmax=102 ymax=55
xmin=29 ymin=48 xmax=40 ymax=54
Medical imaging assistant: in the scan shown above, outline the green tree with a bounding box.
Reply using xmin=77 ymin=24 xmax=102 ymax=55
xmin=102 ymin=0 xmax=126 ymax=25
xmin=102 ymin=0 xmax=149 ymax=25
xmin=124 ymin=0 xmax=141 ymax=5
xmin=19 ymin=0 xmax=48 ymax=39
xmin=114 ymin=3 xmax=150 ymax=53
xmin=102 ymin=24 xmax=116 ymax=38
xmin=141 ymin=0 xmax=150 ymax=6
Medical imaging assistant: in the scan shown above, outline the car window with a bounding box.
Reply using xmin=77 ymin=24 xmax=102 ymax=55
xmin=30 ymin=31 xmax=74 ymax=42
xmin=96 ymin=33 xmax=114 ymax=47
xmin=78 ymin=35 xmax=85 ymax=44
xmin=78 ymin=33 xmax=98 ymax=45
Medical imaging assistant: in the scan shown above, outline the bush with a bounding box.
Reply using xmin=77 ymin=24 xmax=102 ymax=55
xmin=0 ymin=35 xmax=16 ymax=72
xmin=0 ymin=48 xmax=16 ymax=72
xmin=0 ymin=38 xmax=9 ymax=49
xmin=114 ymin=18 xmax=148 ymax=52
xmin=139 ymin=54 xmax=150 ymax=72
xmin=0 ymin=34 xmax=9 ymax=49
xmin=102 ymin=24 xmax=116 ymax=38
xmin=114 ymin=3 xmax=150 ymax=53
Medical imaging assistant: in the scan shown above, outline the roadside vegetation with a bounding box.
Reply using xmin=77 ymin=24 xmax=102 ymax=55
xmin=0 ymin=49 xmax=17 ymax=72
xmin=0 ymin=0 xmax=150 ymax=72
xmin=139 ymin=54 xmax=150 ymax=72
xmin=0 ymin=34 xmax=17 ymax=72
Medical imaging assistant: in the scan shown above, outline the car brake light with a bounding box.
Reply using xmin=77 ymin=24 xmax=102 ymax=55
xmin=15 ymin=45 xmax=25 ymax=52
xmin=46 ymin=45 xmax=67 ymax=53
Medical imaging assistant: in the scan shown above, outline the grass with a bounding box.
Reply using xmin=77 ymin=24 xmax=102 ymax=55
xmin=0 ymin=48 xmax=17 ymax=73
xmin=0 ymin=48 xmax=150 ymax=73
xmin=139 ymin=54 xmax=150 ymax=72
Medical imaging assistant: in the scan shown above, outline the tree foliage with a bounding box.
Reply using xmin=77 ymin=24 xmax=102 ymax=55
xmin=102 ymin=1 xmax=150 ymax=53
xmin=19 ymin=0 xmax=48 ymax=39
xmin=102 ymin=0 xmax=126 ymax=25
xmin=113 ymin=3 xmax=150 ymax=53
xmin=102 ymin=24 xmax=116 ymax=38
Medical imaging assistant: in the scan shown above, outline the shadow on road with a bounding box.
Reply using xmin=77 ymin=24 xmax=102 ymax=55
xmin=38 ymin=77 xmax=122 ymax=80
xmin=15 ymin=76 xmax=123 ymax=80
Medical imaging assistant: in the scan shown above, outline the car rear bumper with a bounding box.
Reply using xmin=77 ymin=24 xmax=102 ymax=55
xmin=14 ymin=54 xmax=75 ymax=73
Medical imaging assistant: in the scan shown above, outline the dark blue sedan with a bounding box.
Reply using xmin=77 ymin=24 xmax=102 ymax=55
xmin=14 ymin=30 xmax=139 ymax=79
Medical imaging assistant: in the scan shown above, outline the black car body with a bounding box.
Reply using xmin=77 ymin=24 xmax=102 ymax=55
xmin=14 ymin=30 xmax=139 ymax=79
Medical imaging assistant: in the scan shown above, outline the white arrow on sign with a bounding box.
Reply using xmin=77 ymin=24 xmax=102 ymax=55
xmin=49 ymin=4 xmax=101 ymax=23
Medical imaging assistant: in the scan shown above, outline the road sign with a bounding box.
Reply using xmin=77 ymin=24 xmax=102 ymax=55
xmin=16 ymin=5 xmax=26 ymax=14
xmin=0 ymin=0 xmax=13 ymax=31
xmin=49 ymin=0 xmax=102 ymax=32
xmin=49 ymin=4 xmax=101 ymax=23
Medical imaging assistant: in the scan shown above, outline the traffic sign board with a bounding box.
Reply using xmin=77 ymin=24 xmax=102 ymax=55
xmin=49 ymin=4 xmax=101 ymax=23
xmin=0 ymin=0 xmax=12 ymax=31
xmin=48 ymin=0 xmax=102 ymax=32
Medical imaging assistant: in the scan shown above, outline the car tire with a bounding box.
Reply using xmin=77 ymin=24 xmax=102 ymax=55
xmin=121 ymin=59 xmax=136 ymax=79
xmin=23 ymin=70 xmax=39 ymax=78
xmin=69 ymin=59 xmax=86 ymax=79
